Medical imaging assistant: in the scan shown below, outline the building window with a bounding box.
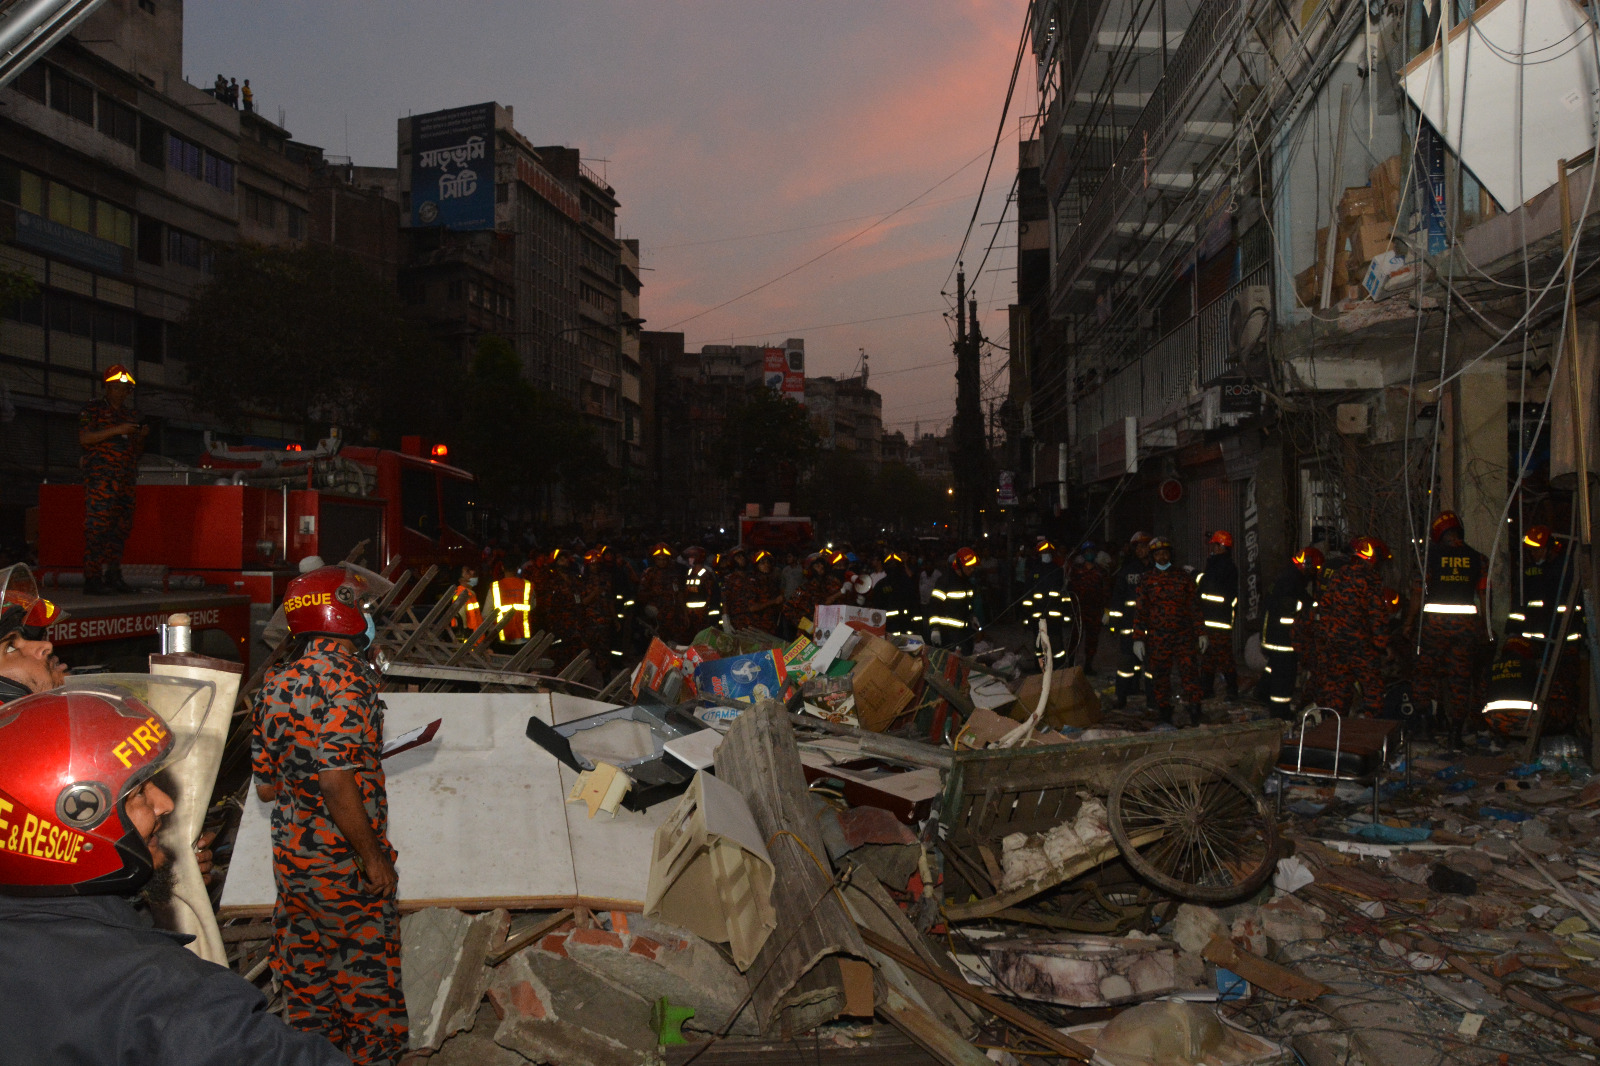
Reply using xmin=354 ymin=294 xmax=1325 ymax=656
xmin=139 ymin=117 xmax=165 ymax=168
xmin=167 ymin=228 xmax=204 ymax=270
xmin=137 ymin=0 xmax=156 ymax=11
xmin=203 ymin=152 xmax=234 ymax=193
xmin=96 ymin=202 xmax=133 ymax=248
xmin=47 ymin=182 xmax=92 ymax=232
xmin=136 ymin=315 xmax=165 ymax=362
xmin=97 ymin=95 xmax=138 ymax=146
xmin=47 ymin=68 xmax=94 ymax=125
xmin=168 ymin=134 xmax=202 ymax=179
xmin=14 ymin=63 xmax=45 ymax=104
xmin=285 ymin=205 xmax=306 ymax=239
xmin=243 ymin=186 xmax=276 ymax=227
xmin=136 ymin=216 xmax=163 ymax=264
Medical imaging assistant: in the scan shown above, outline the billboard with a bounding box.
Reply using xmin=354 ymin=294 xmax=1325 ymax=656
xmin=409 ymin=103 xmax=495 ymax=231
xmin=762 ymin=348 xmax=786 ymax=394
xmin=783 ymin=342 xmax=805 ymax=405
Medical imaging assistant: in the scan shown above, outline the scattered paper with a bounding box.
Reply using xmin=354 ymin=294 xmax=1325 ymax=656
xmin=566 ymin=761 xmax=631 ymax=818
xmin=1273 ymin=856 xmax=1315 ymax=894
xmin=1458 ymin=1012 xmax=1485 ymax=1038
xmin=1356 ymin=901 xmax=1386 ymax=918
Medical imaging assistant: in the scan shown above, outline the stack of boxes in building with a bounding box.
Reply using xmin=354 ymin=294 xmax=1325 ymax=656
xmin=1296 ymin=153 xmax=1418 ymax=308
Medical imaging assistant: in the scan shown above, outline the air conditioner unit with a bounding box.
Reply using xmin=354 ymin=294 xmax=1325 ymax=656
xmin=1228 ymin=285 xmax=1272 ymax=362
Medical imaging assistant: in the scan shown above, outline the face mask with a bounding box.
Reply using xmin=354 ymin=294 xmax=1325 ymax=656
xmin=466 ymin=577 xmax=479 ymax=588
xmin=1156 ymin=562 xmax=1172 ymax=571
xmin=1040 ymin=554 xmax=1052 ymax=564
xmin=360 ymin=613 xmax=376 ymax=647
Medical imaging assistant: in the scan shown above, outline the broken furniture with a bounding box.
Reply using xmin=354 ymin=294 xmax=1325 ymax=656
xmin=525 ymin=697 xmax=704 ymax=812
xmin=1274 ymin=709 xmax=1406 ymax=821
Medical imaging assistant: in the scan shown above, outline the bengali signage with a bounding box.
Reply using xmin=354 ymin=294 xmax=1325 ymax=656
xmin=409 ymin=103 xmax=496 ymax=231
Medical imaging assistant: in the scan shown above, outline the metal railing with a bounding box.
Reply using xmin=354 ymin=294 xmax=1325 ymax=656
xmin=1197 ymin=263 xmax=1271 ymax=386
xmin=1055 ymin=0 xmax=1244 ymax=294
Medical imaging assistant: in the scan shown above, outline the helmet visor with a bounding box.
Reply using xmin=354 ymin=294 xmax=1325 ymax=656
xmin=338 ymin=563 xmax=395 ymax=614
xmin=60 ymin=675 xmax=219 ymax=788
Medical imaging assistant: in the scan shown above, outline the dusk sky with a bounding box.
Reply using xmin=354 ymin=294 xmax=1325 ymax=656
xmin=184 ymin=1 xmax=1034 ymax=437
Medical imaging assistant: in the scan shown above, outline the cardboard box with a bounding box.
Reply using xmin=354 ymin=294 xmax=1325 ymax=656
xmin=812 ymin=604 xmax=887 ymax=643
xmin=1370 ymin=154 xmax=1405 ymax=210
xmin=1339 ymin=185 xmax=1384 ymax=221
xmin=850 ymin=636 xmax=923 ymax=733
xmin=1363 ymin=251 xmax=1419 ymax=301
xmin=1350 ymin=219 xmax=1392 ymax=265
xmin=644 ymin=771 xmax=777 ymax=971
xmin=633 ymin=638 xmax=688 ymax=700
xmin=693 ymin=650 xmax=788 ymax=704
xmin=1012 ymin=665 xmax=1103 ymax=730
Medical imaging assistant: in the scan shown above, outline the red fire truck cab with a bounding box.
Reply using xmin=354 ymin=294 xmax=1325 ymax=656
xmin=36 ymin=434 xmax=478 ymax=671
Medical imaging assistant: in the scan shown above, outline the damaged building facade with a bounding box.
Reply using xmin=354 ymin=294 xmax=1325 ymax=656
xmin=1016 ymin=0 xmax=1600 ymax=634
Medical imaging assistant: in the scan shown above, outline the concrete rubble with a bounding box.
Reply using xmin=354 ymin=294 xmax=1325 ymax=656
xmin=213 ymin=618 xmax=1600 ymax=1066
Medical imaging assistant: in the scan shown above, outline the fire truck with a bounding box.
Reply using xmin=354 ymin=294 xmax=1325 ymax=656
xmin=737 ymin=514 xmax=816 ymax=553
xmin=35 ymin=433 xmax=478 ymax=671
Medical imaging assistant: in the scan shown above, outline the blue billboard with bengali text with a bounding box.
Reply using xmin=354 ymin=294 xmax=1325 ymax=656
xmin=409 ymin=103 xmax=495 ymax=231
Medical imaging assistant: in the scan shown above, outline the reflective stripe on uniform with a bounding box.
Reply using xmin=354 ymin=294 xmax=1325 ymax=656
xmin=1263 ymin=642 xmax=1295 ymax=653
xmin=1203 ymin=620 xmax=1231 ymax=629
xmin=1423 ymin=603 xmax=1478 ymax=614
xmin=1483 ymin=699 xmax=1537 ymax=713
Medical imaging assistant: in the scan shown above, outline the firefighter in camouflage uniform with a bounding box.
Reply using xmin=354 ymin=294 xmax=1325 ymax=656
xmin=1196 ymin=530 xmax=1241 ymax=699
xmin=78 ymin=364 xmax=149 ymax=595
xmin=1108 ymin=533 xmax=1153 ymax=707
xmin=638 ymin=543 xmax=691 ymax=642
xmin=1068 ymin=542 xmax=1110 ymax=671
xmin=251 ymin=564 xmax=407 ymax=1064
xmin=540 ymin=548 xmax=585 ymax=666
xmin=1308 ymin=536 xmax=1390 ymax=716
xmin=579 ymin=549 xmax=619 ymax=667
xmin=1414 ymin=511 xmax=1488 ymax=735
xmin=1132 ymin=536 xmax=1204 ymax=723
xmin=784 ymin=552 xmax=843 ymax=637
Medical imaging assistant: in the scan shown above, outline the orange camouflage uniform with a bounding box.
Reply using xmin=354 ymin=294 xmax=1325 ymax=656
xmin=252 ymin=637 xmax=406 ymax=1065
xmin=78 ymin=397 xmax=142 ymax=580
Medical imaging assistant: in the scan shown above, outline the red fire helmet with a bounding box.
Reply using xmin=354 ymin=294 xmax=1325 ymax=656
xmin=1291 ymin=547 xmax=1324 ymax=574
xmin=283 ymin=564 xmax=392 ymax=645
xmin=1209 ymin=530 xmax=1234 ymax=548
xmin=649 ymin=542 xmax=673 ymax=559
xmin=0 ymin=564 xmax=69 ymax=641
xmin=0 ymin=688 xmax=181 ymax=896
xmin=1350 ymin=536 xmax=1391 ymax=563
xmin=1522 ymin=525 xmax=1555 ymax=551
xmin=101 ymin=363 xmax=136 ymax=385
xmin=954 ymin=547 xmax=980 ymax=572
xmin=1430 ymin=511 xmax=1463 ymax=543
xmin=1147 ymin=536 xmax=1173 ymax=553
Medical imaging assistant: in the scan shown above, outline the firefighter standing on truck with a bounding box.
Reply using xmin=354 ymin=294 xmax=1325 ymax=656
xmin=78 ymin=364 xmax=149 ymax=595
xmin=1413 ymin=511 xmax=1488 ymax=739
xmin=929 ymin=547 xmax=984 ymax=652
xmin=1108 ymin=533 xmax=1153 ymax=708
xmin=1309 ymin=536 xmax=1390 ymax=716
xmin=1132 ymin=536 xmax=1204 ymax=725
xmin=1022 ymin=538 xmax=1070 ymax=667
xmin=1256 ymin=547 xmax=1321 ymax=716
xmin=1196 ymin=530 xmax=1241 ymax=699
xmin=251 ymin=564 xmax=407 ymax=1064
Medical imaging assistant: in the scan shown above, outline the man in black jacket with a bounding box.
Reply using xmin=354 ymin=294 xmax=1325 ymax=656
xmin=0 ymin=687 xmax=348 ymax=1065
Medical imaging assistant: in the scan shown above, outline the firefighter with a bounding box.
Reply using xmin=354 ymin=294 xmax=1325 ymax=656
xmin=1257 ymin=547 xmax=1321 ymax=716
xmin=1109 ymin=533 xmax=1153 ymax=708
xmin=1414 ymin=511 xmax=1488 ymax=736
xmin=0 ymin=689 xmax=350 ymax=1064
xmin=720 ymin=547 xmax=756 ymax=630
xmin=638 ymin=542 xmax=690 ymax=643
xmin=929 ymin=547 xmax=984 ymax=652
xmin=1068 ymin=542 xmax=1110 ymax=672
xmin=1132 ymin=536 xmax=1204 ymax=724
xmin=541 ymin=547 xmax=586 ymax=665
xmin=488 ymin=567 xmax=534 ymax=648
xmin=748 ymin=551 xmax=786 ymax=633
xmin=1482 ymin=636 xmax=1542 ymax=736
xmin=872 ymin=549 xmax=922 ymax=638
xmin=78 ymin=364 xmax=149 ymax=595
xmin=681 ymin=546 xmax=717 ymax=633
xmin=1308 ymin=536 xmax=1390 ymax=716
xmin=1022 ymin=538 xmax=1070 ymax=667
xmin=783 ymin=551 xmax=843 ymax=637
xmin=593 ymin=544 xmax=635 ymax=650
xmin=448 ymin=563 xmax=484 ymax=641
xmin=1196 ymin=530 xmax=1241 ymax=699
xmin=1509 ymin=525 xmax=1584 ymax=729
xmin=578 ymin=549 xmax=620 ymax=666
xmin=251 ymin=564 xmax=407 ymax=1062
xmin=0 ymin=563 xmax=70 ymax=702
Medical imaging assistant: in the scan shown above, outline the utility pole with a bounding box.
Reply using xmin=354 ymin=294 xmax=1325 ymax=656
xmin=953 ymin=267 xmax=986 ymax=540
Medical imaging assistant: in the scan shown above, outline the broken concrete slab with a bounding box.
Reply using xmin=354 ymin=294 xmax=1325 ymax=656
xmin=488 ymin=946 xmax=657 ymax=1066
xmin=401 ymin=906 xmax=511 ymax=1051
xmin=554 ymin=916 xmax=759 ymax=1036
xmin=977 ymin=933 xmax=1180 ymax=1007
xmin=431 ymin=1002 xmax=531 ymax=1066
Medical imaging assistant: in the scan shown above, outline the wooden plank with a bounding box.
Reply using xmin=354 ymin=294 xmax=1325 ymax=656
xmin=844 ymin=871 xmax=980 ymax=1035
xmin=718 ymin=699 xmax=868 ymax=1034
xmin=789 ymin=714 xmax=954 ymax=770
xmin=485 ymin=908 xmax=574 ymax=966
xmin=878 ymin=986 xmax=990 ymax=1066
xmin=381 ymin=663 xmax=561 ymax=688
xmin=856 ymin=926 xmax=1093 ymax=1061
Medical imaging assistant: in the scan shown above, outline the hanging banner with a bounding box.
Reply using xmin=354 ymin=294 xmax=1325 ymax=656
xmin=409 ymin=103 xmax=496 ymax=231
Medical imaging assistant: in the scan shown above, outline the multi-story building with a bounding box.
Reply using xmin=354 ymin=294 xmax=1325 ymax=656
xmin=0 ymin=0 xmax=326 ymax=541
xmin=805 ymin=371 xmax=882 ymax=466
xmin=618 ymin=238 xmax=644 ymax=479
xmin=396 ymin=108 xmax=629 ymax=473
xmin=1022 ymin=0 xmax=1592 ymax=633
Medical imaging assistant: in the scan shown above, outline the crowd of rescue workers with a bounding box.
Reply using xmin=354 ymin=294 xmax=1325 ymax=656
xmin=443 ymin=512 xmax=1578 ymax=738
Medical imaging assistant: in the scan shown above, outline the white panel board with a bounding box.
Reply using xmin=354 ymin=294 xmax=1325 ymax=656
xmin=220 ymin=692 xmax=670 ymax=914
xmin=1401 ymin=0 xmax=1600 ymax=209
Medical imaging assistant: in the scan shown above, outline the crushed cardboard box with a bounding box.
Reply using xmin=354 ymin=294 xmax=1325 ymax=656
xmin=1012 ymin=665 xmax=1102 ymax=730
xmin=850 ymin=635 xmax=924 ymax=732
